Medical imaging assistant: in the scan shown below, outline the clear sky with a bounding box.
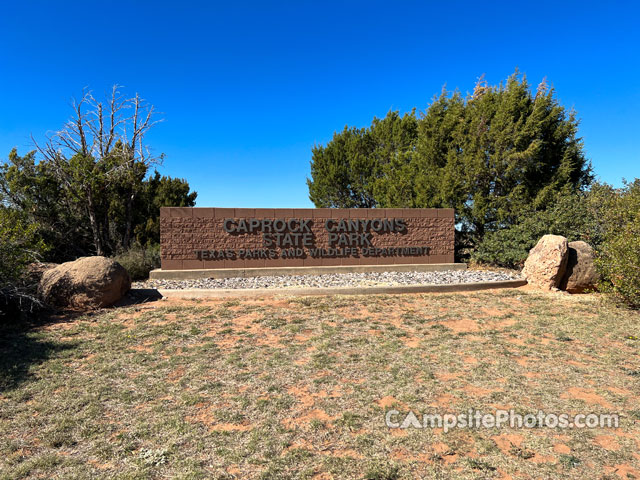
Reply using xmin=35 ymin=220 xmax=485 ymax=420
xmin=1 ymin=1 xmax=638 ymax=207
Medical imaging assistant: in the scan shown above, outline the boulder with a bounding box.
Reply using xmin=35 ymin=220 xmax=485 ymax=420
xmin=39 ymin=256 xmax=131 ymax=309
xmin=559 ymin=241 xmax=599 ymax=293
xmin=25 ymin=262 xmax=59 ymax=284
xmin=522 ymin=235 xmax=569 ymax=290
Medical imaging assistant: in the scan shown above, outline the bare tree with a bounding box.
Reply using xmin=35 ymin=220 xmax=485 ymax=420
xmin=34 ymin=86 xmax=162 ymax=255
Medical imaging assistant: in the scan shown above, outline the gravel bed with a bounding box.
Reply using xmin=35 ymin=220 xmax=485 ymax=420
xmin=135 ymin=269 xmax=522 ymax=290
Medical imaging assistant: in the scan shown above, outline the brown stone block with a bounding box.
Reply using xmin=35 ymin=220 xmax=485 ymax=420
xmin=358 ymin=256 xmax=376 ymax=266
xmin=417 ymin=255 xmax=432 ymax=265
xmin=341 ymin=255 xmax=360 ymax=265
xmin=254 ymin=208 xmax=275 ymax=218
xmin=224 ymin=258 xmax=245 ymax=268
xmin=414 ymin=208 xmax=438 ymax=218
xmin=213 ymin=208 xmax=235 ymax=218
xmin=294 ymin=209 xmax=315 ymax=217
xmin=399 ymin=208 xmax=417 ymax=218
xmin=274 ymin=208 xmax=294 ymax=218
xmin=367 ymin=209 xmax=386 ymax=218
xmin=385 ymin=208 xmax=405 ymax=217
xmin=160 ymin=207 xmax=171 ymax=218
xmin=263 ymin=257 xmax=284 ymax=268
xmin=321 ymin=256 xmax=341 ymax=266
xmin=193 ymin=208 xmax=214 ymax=218
xmin=161 ymin=259 xmax=183 ymax=270
xmin=376 ymin=256 xmax=396 ymax=265
xmin=312 ymin=208 xmax=332 ymax=218
xmin=169 ymin=207 xmax=193 ymax=218
xmin=183 ymin=259 xmax=204 ymax=269
xmin=391 ymin=255 xmax=413 ymax=265
xmin=437 ymin=208 xmax=455 ymax=218
xmin=235 ymin=208 xmax=255 ymax=217
xmin=429 ymin=254 xmax=454 ymax=264
xmin=203 ymin=259 xmax=225 ymax=269
xmin=279 ymin=256 xmax=304 ymax=267
xmin=405 ymin=255 xmax=422 ymax=265
xmin=373 ymin=257 xmax=389 ymax=265
xmin=349 ymin=209 xmax=368 ymax=218
xmin=244 ymin=258 xmax=265 ymax=268
xmin=330 ymin=208 xmax=350 ymax=218
xmin=303 ymin=256 xmax=323 ymax=266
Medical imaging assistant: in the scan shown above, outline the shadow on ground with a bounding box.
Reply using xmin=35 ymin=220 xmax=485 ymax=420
xmin=0 ymin=320 xmax=76 ymax=392
xmin=115 ymin=288 xmax=163 ymax=307
xmin=0 ymin=288 xmax=162 ymax=393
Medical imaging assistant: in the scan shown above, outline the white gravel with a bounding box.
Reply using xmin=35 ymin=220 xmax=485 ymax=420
xmin=135 ymin=269 xmax=522 ymax=290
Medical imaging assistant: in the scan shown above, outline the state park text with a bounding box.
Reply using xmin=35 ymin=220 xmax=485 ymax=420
xmin=195 ymin=217 xmax=430 ymax=259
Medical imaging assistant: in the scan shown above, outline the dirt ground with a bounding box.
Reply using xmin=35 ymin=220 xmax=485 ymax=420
xmin=1 ymin=287 xmax=639 ymax=479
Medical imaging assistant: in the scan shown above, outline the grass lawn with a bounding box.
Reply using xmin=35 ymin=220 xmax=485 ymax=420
xmin=1 ymin=289 xmax=639 ymax=479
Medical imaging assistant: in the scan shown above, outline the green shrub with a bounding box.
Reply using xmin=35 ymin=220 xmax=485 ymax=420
xmin=113 ymin=244 xmax=160 ymax=281
xmin=592 ymin=180 xmax=640 ymax=308
xmin=0 ymin=208 xmax=49 ymax=322
xmin=472 ymin=180 xmax=640 ymax=308
xmin=0 ymin=208 xmax=48 ymax=284
xmin=472 ymin=191 xmax=598 ymax=268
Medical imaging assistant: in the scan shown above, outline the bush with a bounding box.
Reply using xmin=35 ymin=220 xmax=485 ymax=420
xmin=113 ymin=244 xmax=160 ymax=281
xmin=591 ymin=180 xmax=640 ymax=308
xmin=0 ymin=208 xmax=49 ymax=322
xmin=472 ymin=180 xmax=640 ymax=308
xmin=0 ymin=208 xmax=48 ymax=283
xmin=472 ymin=191 xmax=599 ymax=268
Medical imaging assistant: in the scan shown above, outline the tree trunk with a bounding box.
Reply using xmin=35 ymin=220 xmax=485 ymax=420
xmin=86 ymin=189 xmax=104 ymax=256
xmin=123 ymin=191 xmax=135 ymax=250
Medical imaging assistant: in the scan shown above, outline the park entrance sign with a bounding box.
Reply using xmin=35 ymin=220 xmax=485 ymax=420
xmin=159 ymin=208 xmax=454 ymax=270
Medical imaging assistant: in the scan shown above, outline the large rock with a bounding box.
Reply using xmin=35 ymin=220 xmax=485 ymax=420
xmin=25 ymin=262 xmax=59 ymax=284
xmin=559 ymin=241 xmax=599 ymax=293
xmin=522 ymin=235 xmax=569 ymax=290
xmin=39 ymin=256 xmax=131 ymax=309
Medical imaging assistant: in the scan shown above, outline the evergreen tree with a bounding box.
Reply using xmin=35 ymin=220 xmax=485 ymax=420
xmin=0 ymin=150 xmax=196 ymax=260
xmin=133 ymin=171 xmax=197 ymax=246
xmin=412 ymin=89 xmax=466 ymax=209
xmin=307 ymin=126 xmax=376 ymax=207
xmin=0 ymin=87 xmax=198 ymax=260
xmin=369 ymin=110 xmax=419 ymax=207
xmin=307 ymin=110 xmax=419 ymax=208
xmin=307 ymin=71 xmax=592 ymax=247
xmin=0 ymin=149 xmax=91 ymax=260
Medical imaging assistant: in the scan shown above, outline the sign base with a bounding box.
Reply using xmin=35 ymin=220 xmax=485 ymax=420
xmin=149 ymin=262 xmax=467 ymax=280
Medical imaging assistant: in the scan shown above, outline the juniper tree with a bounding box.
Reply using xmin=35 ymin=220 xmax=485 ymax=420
xmin=1 ymin=87 xmax=197 ymax=261
xmin=307 ymin=71 xmax=592 ymax=247
xmin=307 ymin=110 xmax=418 ymax=208
xmin=307 ymin=125 xmax=376 ymax=208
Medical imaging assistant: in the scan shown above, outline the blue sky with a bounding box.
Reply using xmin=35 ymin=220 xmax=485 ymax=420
xmin=1 ymin=1 xmax=638 ymax=207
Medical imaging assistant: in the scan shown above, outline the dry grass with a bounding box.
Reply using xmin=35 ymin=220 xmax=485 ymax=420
xmin=1 ymin=288 xmax=639 ymax=479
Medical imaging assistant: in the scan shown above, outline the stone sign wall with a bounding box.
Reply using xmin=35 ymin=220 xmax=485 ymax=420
xmin=160 ymin=208 xmax=455 ymax=270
